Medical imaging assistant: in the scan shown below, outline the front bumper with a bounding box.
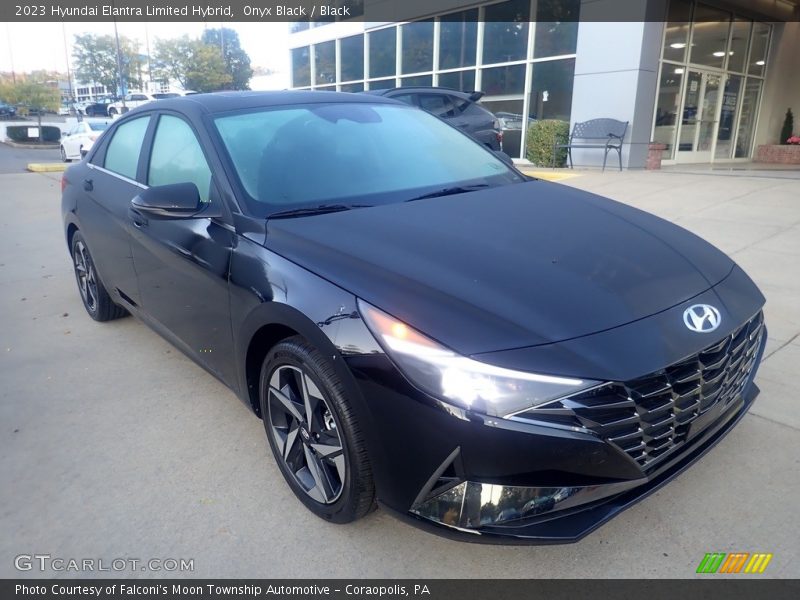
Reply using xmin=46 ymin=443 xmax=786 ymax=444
xmin=397 ymin=377 xmax=761 ymax=543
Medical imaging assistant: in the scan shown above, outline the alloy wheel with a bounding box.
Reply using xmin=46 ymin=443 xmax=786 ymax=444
xmin=267 ymin=365 xmax=346 ymax=504
xmin=73 ymin=240 xmax=98 ymax=312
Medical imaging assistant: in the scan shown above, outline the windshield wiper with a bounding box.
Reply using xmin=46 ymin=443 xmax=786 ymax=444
xmin=267 ymin=203 xmax=372 ymax=219
xmin=405 ymin=184 xmax=490 ymax=202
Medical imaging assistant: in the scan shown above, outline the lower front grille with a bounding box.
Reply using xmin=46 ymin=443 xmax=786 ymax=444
xmin=513 ymin=311 xmax=764 ymax=472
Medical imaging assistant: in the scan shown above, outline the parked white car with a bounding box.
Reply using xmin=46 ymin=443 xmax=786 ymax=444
xmin=59 ymin=120 xmax=110 ymax=162
xmin=107 ymin=92 xmax=157 ymax=116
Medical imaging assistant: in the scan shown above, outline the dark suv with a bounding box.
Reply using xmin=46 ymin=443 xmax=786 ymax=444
xmin=364 ymin=87 xmax=502 ymax=151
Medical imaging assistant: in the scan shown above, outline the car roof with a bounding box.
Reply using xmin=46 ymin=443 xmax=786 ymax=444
xmin=128 ymin=90 xmax=401 ymax=117
xmin=365 ymin=87 xmax=473 ymax=100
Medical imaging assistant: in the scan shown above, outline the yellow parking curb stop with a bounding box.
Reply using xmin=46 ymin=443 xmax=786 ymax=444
xmin=27 ymin=163 xmax=67 ymax=173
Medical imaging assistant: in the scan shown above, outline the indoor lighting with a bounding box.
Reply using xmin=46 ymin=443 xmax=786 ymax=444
xmin=670 ymin=42 xmax=686 ymax=49
xmin=756 ymin=60 xmax=765 ymax=66
xmin=674 ymin=68 xmax=685 ymax=74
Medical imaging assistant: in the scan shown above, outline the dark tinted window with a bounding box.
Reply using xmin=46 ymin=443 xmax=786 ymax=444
xmin=534 ymin=0 xmax=580 ymax=58
xmin=291 ymin=47 xmax=311 ymax=87
xmin=439 ymin=10 xmax=477 ymax=70
xmin=437 ymin=70 xmax=475 ymax=92
xmin=483 ymin=0 xmax=530 ymax=64
xmin=315 ymin=41 xmax=336 ymax=85
xmin=390 ymin=94 xmax=417 ymax=106
xmin=419 ymin=94 xmax=457 ymax=118
xmin=104 ymin=116 xmax=150 ymax=180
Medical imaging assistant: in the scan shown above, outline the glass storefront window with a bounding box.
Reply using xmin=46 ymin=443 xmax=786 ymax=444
xmin=533 ymin=0 xmax=579 ymax=58
xmin=653 ymin=63 xmax=684 ymax=159
xmin=689 ymin=4 xmax=731 ymax=69
xmin=735 ymin=78 xmax=762 ymax=157
xmin=439 ymin=9 xmax=478 ymax=70
xmin=367 ymin=78 xmax=395 ymax=90
xmin=340 ymin=35 xmax=364 ymax=82
xmin=662 ymin=0 xmax=693 ymax=63
xmin=369 ymin=27 xmax=396 ymax=79
xmin=401 ymin=20 xmax=434 ymax=74
xmin=438 ymin=70 xmax=476 ymax=92
xmin=400 ymin=74 xmax=433 ymax=87
xmin=482 ymin=65 xmax=526 ymax=95
xmin=314 ymin=41 xmax=336 ymax=85
xmin=727 ymin=19 xmax=751 ymax=73
xmin=483 ymin=0 xmax=530 ymax=64
xmin=714 ymin=75 xmax=741 ymax=159
xmin=291 ymin=47 xmax=311 ymax=88
xmin=528 ymin=58 xmax=575 ymax=121
xmin=482 ymin=99 xmax=524 ymax=159
xmin=340 ymin=82 xmax=364 ymax=93
xmin=748 ymin=22 xmax=770 ymax=77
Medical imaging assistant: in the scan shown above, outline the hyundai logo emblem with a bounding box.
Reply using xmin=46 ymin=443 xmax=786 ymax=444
xmin=683 ymin=304 xmax=722 ymax=333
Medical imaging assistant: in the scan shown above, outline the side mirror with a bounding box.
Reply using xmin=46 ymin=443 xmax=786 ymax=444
xmin=493 ymin=150 xmax=514 ymax=166
xmin=131 ymin=182 xmax=202 ymax=218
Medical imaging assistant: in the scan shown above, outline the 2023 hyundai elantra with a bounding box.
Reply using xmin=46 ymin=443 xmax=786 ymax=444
xmin=61 ymin=91 xmax=766 ymax=544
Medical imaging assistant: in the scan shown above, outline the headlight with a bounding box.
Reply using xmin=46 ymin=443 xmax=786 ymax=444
xmin=358 ymin=300 xmax=600 ymax=418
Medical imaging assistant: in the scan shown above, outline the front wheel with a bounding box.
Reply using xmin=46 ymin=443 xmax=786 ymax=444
xmin=259 ymin=337 xmax=375 ymax=523
xmin=60 ymin=146 xmax=70 ymax=163
xmin=71 ymin=231 xmax=128 ymax=322
xmin=108 ymin=107 xmax=117 ymax=115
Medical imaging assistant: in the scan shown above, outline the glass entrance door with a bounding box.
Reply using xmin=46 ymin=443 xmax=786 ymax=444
xmin=676 ymin=70 xmax=723 ymax=163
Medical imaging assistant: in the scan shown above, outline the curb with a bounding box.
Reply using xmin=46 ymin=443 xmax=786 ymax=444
xmin=1 ymin=140 xmax=60 ymax=150
xmin=519 ymin=169 xmax=582 ymax=182
xmin=27 ymin=163 xmax=67 ymax=173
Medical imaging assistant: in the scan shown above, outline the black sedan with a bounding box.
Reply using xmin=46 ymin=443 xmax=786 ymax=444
xmin=61 ymin=91 xmax=766 ymax=543
xmin=364 ymin=87 xmax=503 ymax=151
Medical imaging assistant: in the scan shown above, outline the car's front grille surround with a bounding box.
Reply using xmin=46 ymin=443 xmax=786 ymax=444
xmin=513 ymin=311 xmax=764 ymax=472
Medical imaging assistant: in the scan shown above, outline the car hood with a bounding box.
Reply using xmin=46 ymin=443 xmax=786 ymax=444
xmin=266 ymin=180 xmax=734 ymax=355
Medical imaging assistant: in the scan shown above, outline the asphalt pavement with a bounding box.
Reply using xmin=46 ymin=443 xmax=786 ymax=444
xmin=0 ymin=142 xmax=61 ymax=174
xmin=0 ymin=167 xmax=798 ymax=578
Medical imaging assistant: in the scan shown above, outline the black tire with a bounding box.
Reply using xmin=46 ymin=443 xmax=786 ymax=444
xmin=259 ymin=336 xmax=375 ymax=523
xmin=108 ymin=107 xmax=117 ymax=116
xmin=70 ymin=231 xmax=128 ymax=322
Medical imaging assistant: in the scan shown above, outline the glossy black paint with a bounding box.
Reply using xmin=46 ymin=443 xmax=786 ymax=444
xmin=61 ymin=91 xmax=766 ymax=544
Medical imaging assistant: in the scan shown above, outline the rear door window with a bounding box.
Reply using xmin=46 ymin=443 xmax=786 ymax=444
xmin=103 ymin=116 xmax=150 ymax=180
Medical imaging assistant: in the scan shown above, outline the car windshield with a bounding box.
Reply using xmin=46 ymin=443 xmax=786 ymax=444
xmin=213 ymin=102 xmax=522 ymax=218
xmin=88 ymin=122 xmax=109 ymax=131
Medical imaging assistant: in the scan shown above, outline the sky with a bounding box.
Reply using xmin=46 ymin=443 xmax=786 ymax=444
xmin=1 ymin=21 xmax=291 ymax=88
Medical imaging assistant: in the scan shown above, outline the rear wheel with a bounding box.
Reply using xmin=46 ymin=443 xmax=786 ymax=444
xmin=71 ymin=231 xmax=128 ymax=322
xmin=259 ymin=337 xmax=375 ymax=523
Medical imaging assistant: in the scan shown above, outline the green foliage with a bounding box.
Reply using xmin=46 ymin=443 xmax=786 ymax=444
xmin=6 ymin=125 xmax=61 ymax=143
xmin=526 ymin=119 xmax=570 ymax=167
xmin=780 ymin=108 xmax=794 ymax=144
xmin=72 ymin=33 xmax=143 ymax=94
xmin=201 ymin=28 xmax=253 ymax=90
xmin=154 ymin=37 xmax=233 ymax=93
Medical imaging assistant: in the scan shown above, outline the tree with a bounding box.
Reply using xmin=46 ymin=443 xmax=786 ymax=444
xmin=72 ymin=33 xmax=143 ymax=96
xmin=201 ymin=28 xmax=253 ymax=90
xmin=154 ymin=37 xmax=232 ymax=93
xmin=0 ymin=79 xmax=59 ymax=141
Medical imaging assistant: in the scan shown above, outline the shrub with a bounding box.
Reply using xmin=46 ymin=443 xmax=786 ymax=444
xmin=526 ymin=119 xmax=570 ymax=167
xmin=6 ymin=124 xmax=61 ymax=143
xmin=780 ymin=108 xmax=794 ymax=145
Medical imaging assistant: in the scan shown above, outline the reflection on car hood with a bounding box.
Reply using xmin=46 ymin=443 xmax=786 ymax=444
xmin=266 ymin=180 xmax=734 ymax=355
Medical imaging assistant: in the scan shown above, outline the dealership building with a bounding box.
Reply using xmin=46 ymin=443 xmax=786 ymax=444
xmin=287 ymin=0 xmax=800 ymax=168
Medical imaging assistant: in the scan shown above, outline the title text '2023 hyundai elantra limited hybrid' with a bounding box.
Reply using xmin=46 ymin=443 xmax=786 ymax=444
xmin=61 ymin=91 xmax=766 ymax=544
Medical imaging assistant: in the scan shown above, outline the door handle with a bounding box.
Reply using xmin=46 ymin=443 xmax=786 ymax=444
xmin=128 ymin=207 xmax=148 ymax=228
xmin=83 ymin=178 xmax=93 ymax=192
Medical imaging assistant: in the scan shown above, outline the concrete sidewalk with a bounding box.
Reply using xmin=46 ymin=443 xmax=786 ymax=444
xmin=0 ymin=169 xmax=798 ymax=578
